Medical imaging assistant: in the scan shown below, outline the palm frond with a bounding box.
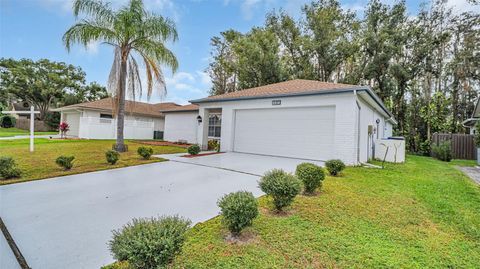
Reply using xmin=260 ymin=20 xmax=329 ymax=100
xmin=142 ymin=13 xmax=178 ymax=42
xmin=132 ymin=39 xmax=179 ymax=72
xmin=108 ymin=47 xmax=121 ymax=116
xmin=140 ymin=52 xmax=167 ymax=97
xmin=63 ymin=20 xmax=117 ymax=51
xmin=73 ymin=0 xmax=115 ymax=25
xmin=129 ymin=56 xmax=143 ymax=99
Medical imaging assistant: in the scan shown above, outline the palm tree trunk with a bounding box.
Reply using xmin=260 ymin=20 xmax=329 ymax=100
xmin=115 ymin=57 xmax=128 ymax=152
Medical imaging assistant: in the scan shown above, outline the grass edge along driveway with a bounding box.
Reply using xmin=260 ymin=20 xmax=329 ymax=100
xmin=107 ymin=155 xmax=480 ymax=269
xmin=0 ymin=138 xmax=186 ymax=185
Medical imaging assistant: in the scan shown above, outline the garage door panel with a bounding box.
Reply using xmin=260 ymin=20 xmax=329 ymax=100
xmin=233 ymin=106 xmax=335 ymax=160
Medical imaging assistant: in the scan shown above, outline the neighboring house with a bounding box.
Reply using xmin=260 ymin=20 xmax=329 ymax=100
xmin=160 ymin=104 xmax=200 ymax=144
xmin=179 ymin=79 xmax=396 ymax=165
xmin=54 ymin=97 xmax=180 ymax=139
xmin=462 ymin=98 xmax=480 ymax=134
xmin=9 ymin=101 xmax=41 ymax=119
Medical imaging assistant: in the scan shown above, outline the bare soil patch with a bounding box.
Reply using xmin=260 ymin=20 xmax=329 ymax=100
xmin=134 ymin=140 xmax=191 ymax=148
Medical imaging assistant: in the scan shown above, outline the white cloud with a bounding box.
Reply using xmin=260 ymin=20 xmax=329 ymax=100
xmin=86 ymin=40 xmax=99 ymax=55
xmin=36 ymin=0 xmax=73 ymax=15
xmin=446 ymin=0 xmax=480 ymax=13
xmin=36 ymin=0 xmax=181 ymax=21
xmin=342 ymin=1 xmax=367 ymax=15
xmin=196 ymin=71 xmax=212 ymax=86
xmin=224 ymin=0 xmax=278 ymax=20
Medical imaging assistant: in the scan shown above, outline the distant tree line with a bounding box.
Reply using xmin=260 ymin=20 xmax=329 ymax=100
xmin=207 ymin=0 xmax=480 ymax=154
xmin=0 ymin=58 xmax=108 ymax=128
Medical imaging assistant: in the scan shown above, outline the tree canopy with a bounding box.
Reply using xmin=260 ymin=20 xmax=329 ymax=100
xmin=207 ymin=0 xmax=480 ymax=154
xmin=0 ymin=58 xmax=107 ymax=119
xmin=63 ymin=0 xmax=178 ymax=151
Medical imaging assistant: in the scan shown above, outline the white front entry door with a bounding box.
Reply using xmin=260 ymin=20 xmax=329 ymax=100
xmin=233 ymin=106 xmax=335 ymax=161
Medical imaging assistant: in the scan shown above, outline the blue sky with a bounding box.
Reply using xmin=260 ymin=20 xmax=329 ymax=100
xmin=1 ymin=0 xmax=477 ymax=104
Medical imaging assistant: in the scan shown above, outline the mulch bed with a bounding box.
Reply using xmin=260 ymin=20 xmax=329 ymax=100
xmin=134 ymin=140 xmax=191 ymax=148
xmin=181 ymin=152 xmax=223 ymax=158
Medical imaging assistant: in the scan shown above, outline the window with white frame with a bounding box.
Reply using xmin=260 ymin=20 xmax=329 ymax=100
xmin=208 ymin=114 xmax=221 ymax=138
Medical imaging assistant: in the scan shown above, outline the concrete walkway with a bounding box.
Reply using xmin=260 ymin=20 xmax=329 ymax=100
xmin=457 ymin=166 xmax=480 ymax=185
xmin=0 ymin=134 xmax=60 ymax=140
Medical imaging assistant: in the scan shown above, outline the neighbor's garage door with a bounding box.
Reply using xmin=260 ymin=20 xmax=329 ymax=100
xmin=233 ymin=106 xmax=335 ymax=160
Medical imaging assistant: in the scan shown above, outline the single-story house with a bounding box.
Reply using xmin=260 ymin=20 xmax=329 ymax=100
xmin=462 ymin=98 xmax=480 ymax=134
xmin=160 ymin=104 xmax=200 ymax=144
xmin=54 ymin=97 xmax=181 ymax=139
xmin=170 ymin=79 xmax=396 ymax=165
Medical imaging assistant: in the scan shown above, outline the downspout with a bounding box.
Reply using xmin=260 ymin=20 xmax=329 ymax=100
xmin=354 ymin=90 xmax=361 ymax=165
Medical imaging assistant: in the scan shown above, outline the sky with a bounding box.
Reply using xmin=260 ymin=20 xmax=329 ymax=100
xmin=0 ymin=0 xmax=478 ymax=105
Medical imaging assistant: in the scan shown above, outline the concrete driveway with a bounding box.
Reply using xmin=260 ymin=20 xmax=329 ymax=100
xmin=0 ymin=152 xmax=322 ymax=269
xmin=157 ymin=152 xmax=324 ymax=176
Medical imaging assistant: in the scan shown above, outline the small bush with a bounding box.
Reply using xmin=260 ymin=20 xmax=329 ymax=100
xmin=137 ymin=146 xmax=153 ymax=160
xmin=109 ymin=215 xmax=191 ymax=269
xmin=295 ymin=163 xmax=325 ymax=194
xmin=0 ymin=115 xmax=16 ymax=128
xmin=55 ymin=155 xmax=75 ymax=170
xmin=106 ymin=150 xmax=120 ymax=165
xmin=258 ymin=169 xmax=302 ymax=212
xmin=419 ymin=140 xmax=431 ymax=156
xmin=432 ymin=141 xmax=452 ymax=162
xmin=101 ymin=261 xmax=132 ymax=269
xmin=218 ymin=191 xmax=258 ymax=236
xmin=0 ymin=157 xmax=21 ymax=179
xmin=207 ymin=140 xmax=219 ymax=151
xmin=187 ymin=144 xmax=200 ymax=155
xmin=325 ymin=159 xmax=346 ymax=176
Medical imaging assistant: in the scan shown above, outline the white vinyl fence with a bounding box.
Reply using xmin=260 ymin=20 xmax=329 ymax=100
xmin=78 ymin=117 xmax=154 ymax=139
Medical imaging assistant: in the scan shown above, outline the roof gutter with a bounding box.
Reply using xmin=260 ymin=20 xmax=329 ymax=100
xmin=160 ymin=109 xmax=199 ymax=113
xmin=191 ymin=86 xmax=395 ymax=123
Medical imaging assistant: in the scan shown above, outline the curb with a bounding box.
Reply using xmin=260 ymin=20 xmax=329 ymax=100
xmin=0 ymin=217 xmax=31 ymax=269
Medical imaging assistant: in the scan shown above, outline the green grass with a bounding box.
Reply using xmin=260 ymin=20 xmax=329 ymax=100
xmin=0 ymin=127 xmax=58 ymax=137
xmin=0 ymin=138 xmax=186 ymax=185
xmin=164 ymin=156 xmax=480 ymax=268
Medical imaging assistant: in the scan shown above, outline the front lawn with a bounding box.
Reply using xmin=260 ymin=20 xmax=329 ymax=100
xmin=0 ymin=127 xmax=58 ymax=137
xmin=0 ymin=139 xmax=186 ymax=185
xmin=169 ymin=156 xmax=479 ymax=268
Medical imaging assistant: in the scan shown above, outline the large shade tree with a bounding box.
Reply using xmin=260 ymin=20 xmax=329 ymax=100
xmin=63 ymin=0 xmax=178 ymax=151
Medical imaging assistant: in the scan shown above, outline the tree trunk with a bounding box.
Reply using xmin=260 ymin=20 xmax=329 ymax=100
xmin=115 ymin=57 xmax=128 ymax=152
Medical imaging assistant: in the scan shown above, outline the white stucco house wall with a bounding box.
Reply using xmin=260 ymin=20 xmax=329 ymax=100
xmin=161 ymin=104 xmax=200 ymax=144
xmin=178 ymin=79 xmax=398 ymax=165
xmin=54 ymin=98 xmax=180 ymax=140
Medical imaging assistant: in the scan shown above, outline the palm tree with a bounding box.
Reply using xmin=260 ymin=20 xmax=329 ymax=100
xmin=63 ymin=0 xmax=178 ymax=151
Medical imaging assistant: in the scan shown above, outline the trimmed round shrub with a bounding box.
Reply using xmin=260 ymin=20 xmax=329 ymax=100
xmin=0 ymin=115 xmax=16 ymax=128
xmin=295 ymin=163 xmax=325 ymax=194
xmin=137 ymin=146 xmax=153 ymax=160
xmin=55 ymin=155 xmax=75 ymax=170
xmin=258 ymin=169 xmax=302 ymax=212
xmin=325 ymin=159 xmax=346 ymax=176
xmin=217 ymin=191 xmax=258 ymax=236
xmin=109 ymin=215 xmax=191 ymax=269
xmin=0 ymin=157 xmax=21 ymax=179
xmin=106 ymin=150 xmax=120 ymax=165
xmin=187 ymin=144 xmax=200 ymax=155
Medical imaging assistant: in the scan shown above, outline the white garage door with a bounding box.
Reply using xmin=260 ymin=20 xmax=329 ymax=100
xmin=233 ymin=106 xmax=335 ymax=160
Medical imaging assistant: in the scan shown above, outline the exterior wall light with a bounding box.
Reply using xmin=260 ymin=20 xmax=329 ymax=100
xmin=197 ymin=115 xmax=202 ymax=123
